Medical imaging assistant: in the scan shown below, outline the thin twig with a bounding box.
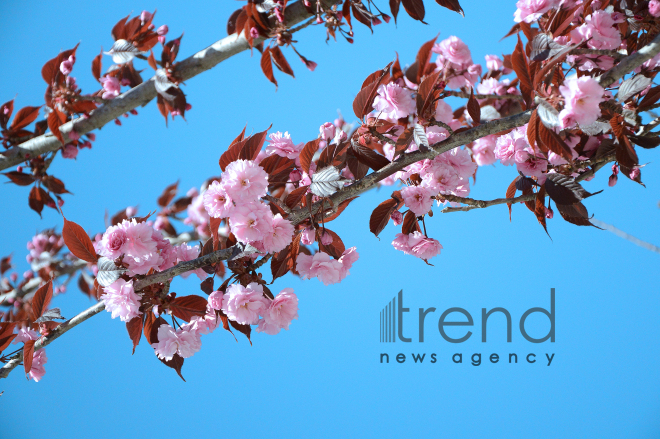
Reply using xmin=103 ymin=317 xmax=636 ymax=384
xmin=443 ymin=90 xmax=523 ymax=101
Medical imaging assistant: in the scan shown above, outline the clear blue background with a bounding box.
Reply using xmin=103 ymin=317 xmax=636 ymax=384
xmin=1 ymin=1 xmax=659 ymax=437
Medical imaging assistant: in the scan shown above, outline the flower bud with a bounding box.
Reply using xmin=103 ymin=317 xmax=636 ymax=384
xmin=391 ymin=210 xmax=403 ymax=225
xmin=157 ymin=25 xmax=169 ymax=36
xmin=608 ymin=174 xmax=618 ymax=187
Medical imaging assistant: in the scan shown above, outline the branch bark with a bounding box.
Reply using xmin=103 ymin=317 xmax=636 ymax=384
xmin=0 ymin=0 xmax=335 ymax=172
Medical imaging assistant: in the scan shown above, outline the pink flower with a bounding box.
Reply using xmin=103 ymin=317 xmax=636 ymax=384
xmin=338 ymin=246 xmax=359 ymax=276
xmin=373 ymin=83 xmax=416 ymax=120
xmin=202 ymin=180 xmax=234 ymax=219
xmin=229 ymin=202 xmax=274 ymax=244
xmin=61 ymin=144 xmax=78 ymax=159
xmin=101 ymin=279 xmax=141 ymax=322
xmin=296 ymin=250 xmax=357 ymax=285
xmin=257 ymin=288 xmax=299 ymax=335
xmin=514 ymin=0 xmax=559 ymax=23
xmin=157 ymin=25 xmax=169 ymax=36
xmin=570 ymin=11 xmax=622 ymax=50
xmin=28 ymin=349 xmax=48 ymax=382
xmin=266 ymin=131 xmax=304 ymax=159
xmin=650 ymin=0 xmax=660 ymax=17
xmin=222 ymin=283 xmax=270 ymax=325
xmin=319 ymin=122 xmax=336 ymax=141
xmin=60 ymin=56 xmax=74 ymax=75
xmin=100 ymin=76 xmax=121 ymax=99
xmin=515 ymin=149 xmax=548 ymax=178
xmin=153 ymin=323 xmax=201 ymax=360
xmin=100 ymin=225 xmax=128 ymax=259
xmin=176 ymin=244 xmax=207 ymax=280
xmin=301 ymin=227 xmax=316 ymax=245
xmin=118 ymin=219 xmax=162 ymax=275
xmin=208 ymin=291 xmax=224 ymax=310
xmin=392 ymin=232 xmax=442 ymax=261
xmin=435 ymin=99 xmax=454 ymax=124
xmin=438 ymin=36 xmax=473 ymax=66
xmin=184 ymin=308 xmax=220 ymax=335
xmin=471 ymin=135 xmax=498 ymax=166
xmin=558 ymin=76 xmax=605 ymax=128
xmin=494 ymin=127 xmax=529 ymax=165
xmin=391 ymin=210 xmax=403 ymax=225
xmin=222 ymin=160 xmax=269 ymax=202
xmin=485 ymin=54 xmax=503 ymax=71
xmin=421 ymin=162 xmax=462 ymax=194
xmin=13 ymin=327 xmax=39 ymax=344
xmin=401 ymin=186 xmax=433 ymax=216
xmin=261 ymin=214 xmax=294 ymax=253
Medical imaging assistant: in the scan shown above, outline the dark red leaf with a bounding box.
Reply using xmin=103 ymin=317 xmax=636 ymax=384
xmin=506 ymin=177 xmax=518 ymax=221
xmin=415 ymin=35 xmax=438 ymax=84
xmin=512 ymin=35 xmax=532 ymax=107
xmin=47 ymin=108 xmax=67 ymax=145
xmin=300 ymin=139 xmax=320 ymax=175
xmin=467 ymin=88 xmax=481 ymax=124
xmin=3 ymin=171 xmax=36 ymax=186
xmin=369 ymin=198 xmax=398 ymax=237
xmin=62 ymin=217 xmax=98 ymax=263
xmin=23 ymin=340 xmax=36 ymax=377
xmin=0 ymin=100 xmax=14 ymax=129
xmin=401 ymin=0 xmax=426 ymax=22
xmin=435 ymin=0 xmax=464 ymax=15
xmin=92 ymin=50 xmax=103 ymax=82
xmin=229 ymin=320 xmax=252 ymax=345
xmin=317 ymin=228 xmax=345 ymax=259
xmin=160 ymin=353 xmax=186 ymax=381
xmin=170 ymin=295 xmax=208 ymax=322
xmin=30 ymin=281 xmax=53 ymax=322
xmin=260 ymin=48 xmax=278 ymax=89
xmin=10 ymin=106 xmax=41 ymax=131
xmin=285 ymin=186 xmax=309 ymax=209
xmin=126 ymin=315 xmax=143 ymax=354
xmin=270 ymin=46 xmax=295 ymax=77
xmin=402 ymin=210 xmax=421 ymax=234
xmin=352 ymin=144 xmax=390 ymax=171
xmin=157 ymin=181 xmax=179 ymax=207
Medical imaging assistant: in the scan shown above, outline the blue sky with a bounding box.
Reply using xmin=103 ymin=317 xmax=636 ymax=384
xmin=1 ymin=0 xmax=659 ymax=437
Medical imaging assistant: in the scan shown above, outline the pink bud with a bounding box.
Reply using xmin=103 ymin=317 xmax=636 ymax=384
xmin=149 ymin=24 xmax=155 ymax=30
xmin=47 ymin=201 xmax=56 ymax=209
xmin=320 ymin=231 xmax=333 ymax=245
xmin=60 ymin=59 xmax=73 ymax=75
xmin=3 ymin=106 xmax=10 ymax=115
xmin=305 ymin=60 xmax=318 ymax=72
xmin=382 ymin=14 xmax=391 ymax=23
xmin=10 ymin=273 xmax=18 ymax=282
xmin=304 ymin=0 xmax=311 ymax=6
xmin=250 ymin=27 xmax=260 ymax=39
xmin=115 ymin=119 xmax=122 ymax=126
xmin=158 ymin=35 xmax=166 ymax=44
xmin=140 ymin=10 xmax=153 ymax=25
xmin=275 ymin=8 xmax=284 ymax=22
xmin=121 ymin=78 xmax=131 ymax=86
xmin=68 ymin=130 xmax=80 ymax=141
xmin=61 ymin=144 xmax=78 ymax=159
xmin=372 ymin=17 xmax=382 ymax=25
xmin=123 ymin=113 xmax=129 ymax=118
xmin=391 ymin=210 xmax=403 ymax=226
xmin=186 ymin=187 xmax=199 ymax=198
xmin=26 ymin=255 xmax=33 ymax=263
xmin=289 ymin=169 xmax=302 ymax=182
xmin=130 ymin=109 xmax=138 ymax=115
xmin=347 ymin=37 xmax=354 ymax=44
xmin=154 ymin=216 xmax=166 ymax=230
xmin=608 ymin=174 xmax=618 ymax=187
xmin=58 ymin=198 xmax=64 ymax=207
xmin=185 ymin=103 xmax=192 ymax=111
xmin=301 ymin=227 xmax=315 ymax=245
xmin=23 ymin=270 xmax=33 ymax=280
xmin=545 ymin=207 xmax=554 ymax=219
xmin=86 ymin=133 xmax=96 ymax=141
xmin=16 ymin=166 xmax=22 ymax=172
xmin=80 ymin=141 xmax=92 ymax=149
xmin=157 ymin=25 xmax=169 ymax=36
xmin=126 ymin=206 xmax=137 ymax=217
xmin=316 ymin=15 xmax=324 ymax=24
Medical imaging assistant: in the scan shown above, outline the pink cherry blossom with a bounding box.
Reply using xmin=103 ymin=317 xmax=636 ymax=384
xmin=514 ymin=0 xmax=559 ymax=23
xmin=153 ymin=323 xmax=202 ymax=361
xmin=392 ymin=232 xmax=442 ymax=261
xmin=296 ymin=251 xmax=344 ymax=285
xmin=222 ymin=160 xmax=269 ymax=202
xmin=301 ymin=227 xmax=316 ymax=245
xmin=100 ymin=224 xmax=128 ymax=259
xmin=338 ymin=246 xmax=359 ymax=276
xmin=434 ymin=99 xmax=454 ymax=124
xmin=61 ymin=144 xmax=78 ymax=159
xmin=28 ymin=348 xmax=48 ymax=382
xmin=222 ymin=283 xmax=270 ymax=325
xmin=515 ymin=149 xmax=548 ymax=178
xmin=391 ymin=210 xmax=403 ymax=225
xmin=471 ymin=135 xmax=498 ymax=166
xmin=266 ymin=131 xmax=304 ymax=159
xmin=100 ymin=76 xmax=121 ymax=99
xmin=438 ymin=36 xmax=472 ymax=66
xmin=373 ymin=83 xmax=416 ymax=120
xmin=261 ymin=214 xmax=294 ymax=253
xmin=485 ymin=54 xmax=504 ymax=71
xmin=229 ymin=202 xmax=274 ymax=244
xmin=257 ymin=288 xmax=299 ymax=335
xmin=118 ymin=219 xmax=162 ymax=275
xmin=401 ymin=186 xmax=434 ymax=216
xmin=494 ymin=126 xmax=529 ymax=165
xmin=157 ymin=25 xmax=169 ymax=36
xmin=570 ymin=11 xmax=622 ymax=50
xmin=60 ymin=56 xmax=74 ymax=75
xmin=319 ymin=122 xmax=336 ymax=141
xmin=558 ymin=76 xmax=605 ymax=128
xmin=208 ymin=291 xmax=224 ymax=311
xmin=176 ymin=243 xmax=207 ymax=280
xmin=650 ymin=0 xmax=660 ymax=17
xmin=421 ymin=162 xmax=462 ymax=194
xmin=202 ymin=180 xmax=234 ymax=219
xmin=101 ymin=279 xmax=141 ymax=322
xmin=13 ymin=327 xmax=39 ymax=344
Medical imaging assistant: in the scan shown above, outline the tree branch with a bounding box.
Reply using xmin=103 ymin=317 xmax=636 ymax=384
xmin=0 ymin=0 xmax=336 ymax=172
xmin=598 ymin=32 xmax=660 ymax=87
xmin=443 ymin=90 xmax=523 ymax=100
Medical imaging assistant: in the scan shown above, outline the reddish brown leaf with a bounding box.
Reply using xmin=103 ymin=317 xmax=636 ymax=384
xmin=143 ymin=312 xmax=159 ymax=345
xmin=537 ymin=122 xmax=573 ymax=162
xmin=402 ymin=210 xmax=421 ymax=234
xmin=271 ymin=233 xmax=302 ymax=281
xmin=62 ymin=217 xmax=98 ymax=263
xmin=260 ymin=48 xmax=278 ymax=89
xmin=394 ymin=126 xmax=415 ymax=158
xmin=78 ymin=274 xmax=92 ymax=297
xmin=415 ymin=35 xmax=438 ymax=84
xmin=239 ymin=125 xmax=271 ymax=162
xmin=353 ymin=144 xmax=390 ymax=171
xmin=28 ymin=186 xmax=46 ymax=216
xmin=435 ymin=0 xmax=464 ymax=15
xmin=323 ymin=197 xmax=358 ymax=222
xmin=270 ymin=46 xmax=294 ymax=77
xmin=506 ymin=177 xmax=518 ymax=221
xmin=126 ymin=315 xmax=143 ymax=354
xmin=527 ymin=109 xmax=539 ymax=150
xmin=390 ymin=0 xmax=401 ymax=23
xmin=370 ymin=198 xmax=398 ymax=237
xmin=229 ymin=320 xmax=252 ymax=345
xmin=401 ymin=0 xmax=426 ymax=22
xmin=92 ymin=50 xmax=103 ymax=82
xmin=317 ymin=228 xmax=345 ymax=259
xmin=10 ymin=106 xmax=41 ymax=131
xmin=353 ymin=62 xmax=393 ymax=119
xmin=317 ymin=142 xmax=348 ymax=169
xmin=160 ymin=353 xmax=186 ymax=381
xmin=157 ymin=181 xmax=178 ymax=207
xmin=23 ymin=340 xmax=36 ymax=377
xmin=200 ymin=277 xmax=214 ymax=295
xmin=42 ymin=176 xmax=68 ymax=194
xmin=3 ymin=171 xmax=36 ymax=186
xmin=30 ymin=281 xmax=53 ymax=322
xmin=210 ymin=216 xmax=222 ymax=251
xmin=416 ymin=70 xmax=442 ymax=117
xmin=0 ymin=334 xmax=17 ymax=354
xmin=170 ymin=295 xmax=208 ymax=322
xmin=0 ymin=100 xmax=14 ymax=129
xmin=512 ymin=35 xmax=532 ymax=107
xmin=300 ymin=139 xmax=320 ymax=175
xmin=467 ymin=88 xmax=481 ymax=125
xmin=556 ymin=202 xmax=596 ymax=227
xmin=285 ymin=186 xmax=309 ymax=209
xmin=534 ymin=187 xmax=550 ymax=238
xmin=47 ymin=108 xmax=67 ymax=145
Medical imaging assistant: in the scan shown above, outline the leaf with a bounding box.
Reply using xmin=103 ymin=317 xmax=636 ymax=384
xmin=402 ymin=210 xmax=421 ymax=234
xmin=317 ymin=228 xmax=346 ymax=259
xmin=529 ymin=33 xmax=565 ymax=61
xmin=160 ymin=353 xmax=186 ymax=381
xmin=346 ymin=148 xmax=369 ymax=180
xmin=96 ymin=256 xmax=127 ymax=287
xmin=617 ymin=75 xmax=653 ymax=102
xmin=352 ymin=144 xmax=391 ymax=170
xmin=299 ymin=139 xmax=320 ymax=175
xmin=369 ymin=198 xmax=398 ymax=237
xmin=353 ymin=62 xmax=392 ymax=119
xmin=390 ymin=0 xmax=401 ymax=23
xmin=544 ymin=173 xmax=601 ymax=205
xmin=413 ymin=123 xmax=430 ymax=148
xmin=351 ymin=1 xmax=374 ymax=32
xmin=28 ymin=186 xmax=52 ymax=217
xmin=30 ymin=281 xmax=53 ymax=322
xmin=157 ymin=181 xmax=179 ymax=207
xmin=537 ymin=122 xmax=573 ymax=162
xmin=229 ymin=320 xmax=252 ymax=345
xmin=126 ymin=315 xmax=143 ymax=354
xmin=0 ymin=99 xmax=14 ymax=129
xmin=3 ymin=171 xmax=36 ymax=186
xmin=42 ymin=176 xmax=68 ymax=194
xmin=285 ymin=185 xmax=309 ymax=209
xmin=323 ymin=196 xmax=358 ymax=222
xmin=47 ymin=108 xmax=66 ymax=145
xmin=23 ymin=340 xmax=36 ymax=377
xmin=556 ymin=202 xmax=598 ymax=227
xmin=200 ymin=277 xmax=214 ymax=295
xmin=434 ymin=0 xmax=464 ymax=15
xmin=92 ymin=50 xmax=103 ymax=82
xmin=536 ymin=98 xmax=560 ymax=129
xmin=533 ymin=187 xmax=551 ymax=238
xmin=239 ymin=125 xmax=271 ymax=162
xmin=34 ymin=308 xmax=66 ymax=323
xmin=629 ymin=135 xmax=660 ymax=149
xmin=271 ymin=233 xmax=301 ymax=281
xmin=512 ymin=35 xmax=532 ymax=107
xmin=107 ymin=39 xmax=141 ymax=64
xmin=10 ymin=106 xmax=41 ymax=131
xmin=401 ymin=0 xmax=426 ymax=22
xmin=170 ymin=295 xmax=208 ymax=322
xmin=506 ymin=177 xmax=518 ymax=221
xmin=394 ymin=126 xmax=415 ymax=157
xmin=0 ymin=333 xmax=17 ymax=354
xmin=62 ymin=217 xmax=98 ymax=263
xmin=415 ymin=35 xmax=438 ymax=84
xmin=270 ymin=46 xmax=294 ymax=77
xmin=310 ymin=166 xmax=346 ymax=197
xmin=467 ymin=89 xmax=481 ymax=124
xmin=260 ymin=47 xmax=278 ymax=89
xmin=638 ymin=85 xmax=660 ymax=110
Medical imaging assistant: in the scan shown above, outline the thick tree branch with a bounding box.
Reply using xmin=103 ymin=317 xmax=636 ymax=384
xmin=599 ymin=32 xmax=660 ymax=87
xmin=0 ymin=0 xmax=335 ymax=172
xmin=443 ymin=90 xmax=523 ymax=100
